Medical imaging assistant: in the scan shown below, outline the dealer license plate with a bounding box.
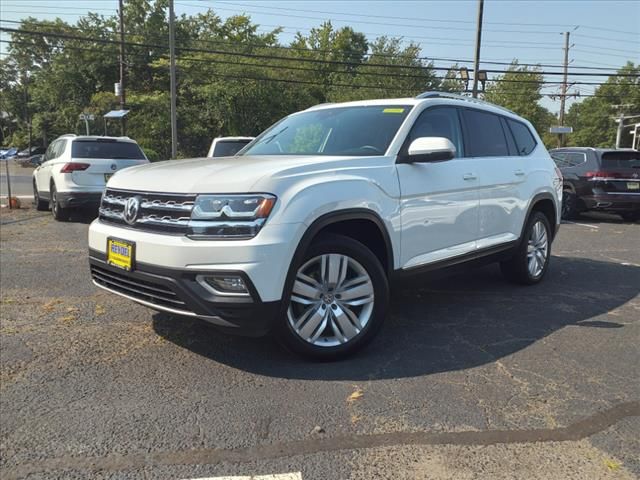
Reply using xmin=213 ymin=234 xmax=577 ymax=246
xmin=107 ymin=238 xmax=135 ymax=271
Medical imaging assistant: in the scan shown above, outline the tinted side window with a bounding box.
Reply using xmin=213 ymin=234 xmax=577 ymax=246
xmin=44 ymin=141 xmax=57 ymax=161
xmin=405 ymin=106 xmax=464 ymax=157
xmin=565 ymin=152 xmax=587 ymax=167
xmin=213 ymin=140 xmax=252 ymax=157
xmin=507 ymin=119 xmax=537 ymax=156
xmin=461 ymin=109 xmax=509 ymax=157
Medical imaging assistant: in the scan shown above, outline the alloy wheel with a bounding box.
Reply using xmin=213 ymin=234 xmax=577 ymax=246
xmin=287 ymin=253 xmax=375 ymax=347
xmin=527 ymin=220 xmax=548 ymax=278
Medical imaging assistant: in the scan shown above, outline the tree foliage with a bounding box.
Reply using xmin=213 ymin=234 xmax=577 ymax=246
xmin=1 ymin=0 xmax=637 ymax=156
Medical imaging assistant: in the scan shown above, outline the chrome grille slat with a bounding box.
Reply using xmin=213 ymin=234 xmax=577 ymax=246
xmin=92 ymin=267 xmax=178 ymax=296
xmin=99 ymin=188 xmax=196 ymax=233
xmin=91 ymin=266 xmax=187 ymax=308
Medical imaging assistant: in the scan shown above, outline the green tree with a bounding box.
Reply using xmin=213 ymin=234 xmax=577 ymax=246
xmin=484 ymin=61 xmax=554 ymax=139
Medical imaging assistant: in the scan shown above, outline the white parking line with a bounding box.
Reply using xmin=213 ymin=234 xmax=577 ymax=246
xmin=562 ymin=220 xmax=599 ymax=230
xmin=184 ymin=474 xmax=302 ymax=480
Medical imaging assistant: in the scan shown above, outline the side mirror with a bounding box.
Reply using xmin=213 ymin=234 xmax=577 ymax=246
xmin=401 ymin=137 xmax=456 ymax=163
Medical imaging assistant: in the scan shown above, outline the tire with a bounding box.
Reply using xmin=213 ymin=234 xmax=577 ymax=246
xmin=500 ymin=211 xmax=552 ymax=285
xmin=275 ymin=233 xmax=389 ymax=360
xmin=620 ymin=212 xmax=640 ymax=222
xmin=561 ymin=190 xmax=579 ymax=220
xmin=33 ymin=180 xmax=49 ymax=211
xmin=50 ymin=183 xmax=70 ymax=221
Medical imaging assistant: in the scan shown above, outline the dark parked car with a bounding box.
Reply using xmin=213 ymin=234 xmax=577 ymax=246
xmin=16 ymin=146 xmax=46 ymax=158
xmin=551 ymin=148 xmax=640 ymax=221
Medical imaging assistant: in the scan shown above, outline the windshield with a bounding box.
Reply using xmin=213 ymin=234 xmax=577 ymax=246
xmin=72 ymin=140 xmax=146 ymax=160
xmin=242 ymin=105 xmax=412 ymax=157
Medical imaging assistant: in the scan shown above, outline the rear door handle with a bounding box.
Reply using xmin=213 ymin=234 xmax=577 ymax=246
xmin=463 ymin=173 xmax=477 ymax=181
xmin=514 ymin=170 xmax=525 ymax=176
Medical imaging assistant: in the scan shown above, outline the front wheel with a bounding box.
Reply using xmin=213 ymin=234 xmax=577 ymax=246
xmin=501 ymin=211 xmax=552 ymax=285
xmin=275 ymin=234 xmax=389 ymax=360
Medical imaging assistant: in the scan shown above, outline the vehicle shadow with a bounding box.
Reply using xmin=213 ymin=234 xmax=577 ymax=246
xmin=570 ymin=211 xmax=637 ymax=224
xmin=152 ymin=256 xmax=639 ymax=380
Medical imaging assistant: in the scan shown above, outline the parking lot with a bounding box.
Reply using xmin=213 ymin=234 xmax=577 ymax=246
xmin=1 ymin=207 xmax=638 ymax=479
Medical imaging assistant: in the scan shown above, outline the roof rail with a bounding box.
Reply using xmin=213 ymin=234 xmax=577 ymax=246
xmin=306 ymin=102 xmax=334 ymax=110
xmin=59 ymin=133 xmax=77 ymax=138
xmin=415 ymin=91 xmax=516 ymax=115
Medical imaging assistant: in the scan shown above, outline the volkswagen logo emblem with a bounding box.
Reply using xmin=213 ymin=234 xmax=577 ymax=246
xmin=633 ymin=172 xmax=639 ymax=179
xmin=124 ymin=196 xmax=141 ymax=225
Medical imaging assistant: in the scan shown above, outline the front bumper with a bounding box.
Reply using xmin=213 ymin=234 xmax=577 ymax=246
xmin=58 ymin=191 xmax=102 ymax=209
xmin=89 ymin=251 xmax=280 ymax=336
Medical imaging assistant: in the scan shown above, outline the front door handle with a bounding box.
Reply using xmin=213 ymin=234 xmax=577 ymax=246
xmin=463 ymin=173 xmax=477 ymax=181
xmin=514 ymin=169 xmax=525 ymax=176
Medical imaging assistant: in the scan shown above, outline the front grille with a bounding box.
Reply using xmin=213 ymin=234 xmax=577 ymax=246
xmin=99 ymin=188 xmax=196 ymax=233
xmin=91 ymin=264 xmax=189 ymax=312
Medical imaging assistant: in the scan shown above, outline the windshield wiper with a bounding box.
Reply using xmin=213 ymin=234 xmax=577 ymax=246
xmin=259 ymin=126 xmax=288 ymax=145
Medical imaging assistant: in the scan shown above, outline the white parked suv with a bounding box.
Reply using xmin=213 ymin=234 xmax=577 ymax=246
xmin=33 ymin=135 xmax=148 ymax=220
xmin=88 ymin=92 xmax=562 ymax=359
xmin=207 ymin=136 xmax=254 ymax=157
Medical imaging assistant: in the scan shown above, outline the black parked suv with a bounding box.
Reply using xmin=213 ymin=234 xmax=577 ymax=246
xmin=551 ymin=148 xmax=640 ymax=221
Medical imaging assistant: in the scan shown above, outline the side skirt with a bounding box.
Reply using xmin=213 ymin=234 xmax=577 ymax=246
xmin=392 ymin=241 xmax=518 ymax=282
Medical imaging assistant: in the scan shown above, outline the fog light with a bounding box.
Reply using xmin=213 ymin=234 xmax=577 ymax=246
xmin=197 ymin=274 xmax=250 ymax=296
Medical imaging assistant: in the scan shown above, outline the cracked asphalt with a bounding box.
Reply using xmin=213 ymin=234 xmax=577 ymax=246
xmin=1 ymin=207 xmax=638 ymax=479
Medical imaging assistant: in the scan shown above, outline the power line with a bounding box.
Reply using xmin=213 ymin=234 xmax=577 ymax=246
xmin=1 ymin=38 xmax=634 ymax=90
xmin=181 ymin=0 xmax=640 ymax=38
xmin=205 ymin=0 xmax=640 ymax=36
xmin=2 ymin=24 xmax=635 ymax=79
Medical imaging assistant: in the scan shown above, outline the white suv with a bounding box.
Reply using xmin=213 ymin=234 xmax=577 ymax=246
xmin=88 ymin=93 xmax=562 ymax=359
xmin=33 ymin=135 xmax=148 ymax=220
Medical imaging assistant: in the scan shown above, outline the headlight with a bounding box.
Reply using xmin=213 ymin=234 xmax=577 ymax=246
xmin=188 ymin=194 xmax=276 ymax=239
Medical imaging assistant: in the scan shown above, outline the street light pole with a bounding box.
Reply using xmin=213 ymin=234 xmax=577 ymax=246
xmin=471 ymin=0 xmax=484 ymax=98
xmin=169 ymin=0 xmax=178 ymax=159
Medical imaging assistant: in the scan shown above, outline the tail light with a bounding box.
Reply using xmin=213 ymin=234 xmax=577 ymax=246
xmin=60 ymin=162 xmax=90 ymax=173
xmin=585 ymin=171 xmax=620 ymax=180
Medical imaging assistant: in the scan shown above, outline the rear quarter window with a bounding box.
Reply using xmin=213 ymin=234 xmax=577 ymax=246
xmin=507 ymin=119 xmax=537 ymax=156
xmin=71 ymin=140 xmax=146 ymax=160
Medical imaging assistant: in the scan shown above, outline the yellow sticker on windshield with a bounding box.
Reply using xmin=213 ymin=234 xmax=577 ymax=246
xmin=383 ymin=108 xmax=405 ymax=113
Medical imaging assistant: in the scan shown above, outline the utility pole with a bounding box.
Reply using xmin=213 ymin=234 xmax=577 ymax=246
xmin=168 ymin=0 xmax=178 ymax=159
xmin=471 ymin=0 xmax=484 ymax=98
xmin=558 ymin=31 xmax=570 ymax=147
xmin=118 ymin=0 xmax=126 ymax=136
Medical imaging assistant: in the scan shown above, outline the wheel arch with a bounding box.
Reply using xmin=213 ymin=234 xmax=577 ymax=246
xmin=523 ymin=192 xmax=558 ymax=240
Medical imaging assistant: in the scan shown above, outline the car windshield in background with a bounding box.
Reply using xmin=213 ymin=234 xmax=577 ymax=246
xmin=242 ymin=105 xmax=413 ymax=157
xmin=71 ymin=140 xmax=146 ymax=159
xmin=213 ymin=140 xmax=252 ymax=157
xmin=601 ymin=151 xmax=640 ymax=169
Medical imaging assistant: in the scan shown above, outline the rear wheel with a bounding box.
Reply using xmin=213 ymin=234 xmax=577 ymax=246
xmin=501 ymin=211 xmax=552 ymax=285
xmin=50 ymin=183 xmax=70 ymax=221
xmin=33 ymin=180 xmax=49 ymax=211
xmin=276 ymin=234 xmax=389 ymax=360
xmin=561 ymin=190 xmax=580 ymax=220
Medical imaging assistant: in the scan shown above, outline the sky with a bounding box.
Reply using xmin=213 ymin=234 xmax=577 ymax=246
xmin=1 ymin=0 xmax=639 ymax=116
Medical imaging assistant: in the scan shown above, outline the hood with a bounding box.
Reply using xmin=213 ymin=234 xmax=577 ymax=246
xmin=106 ymin=155 xmax=390 ymax=193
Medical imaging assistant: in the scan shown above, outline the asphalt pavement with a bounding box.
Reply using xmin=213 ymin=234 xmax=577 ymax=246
xmin=1 ymin=206 xmax=638 ymax=479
